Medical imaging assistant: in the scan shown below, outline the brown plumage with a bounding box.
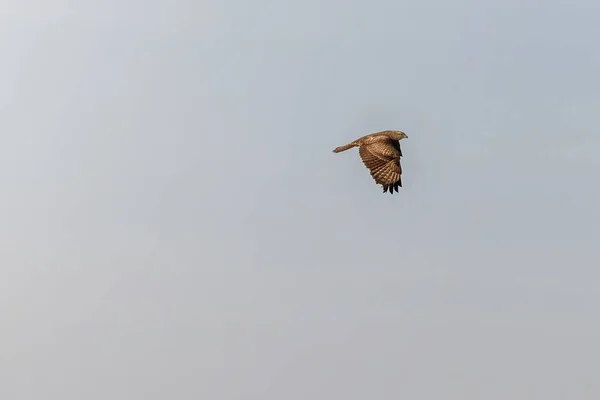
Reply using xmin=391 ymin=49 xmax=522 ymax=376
xmin=333 ymin=130 xmax=408 ymax=194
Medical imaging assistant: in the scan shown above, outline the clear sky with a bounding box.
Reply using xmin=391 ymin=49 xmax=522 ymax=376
xmin=2 ymin=0 xmax=599 ymax=399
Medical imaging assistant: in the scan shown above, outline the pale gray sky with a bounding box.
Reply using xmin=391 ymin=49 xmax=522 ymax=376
xmin=1 ymin=0 xmax=599 ymax=399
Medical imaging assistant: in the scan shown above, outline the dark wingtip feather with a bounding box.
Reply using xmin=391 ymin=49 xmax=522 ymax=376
xmin=383 ymin=182 xmax=404 ymax=194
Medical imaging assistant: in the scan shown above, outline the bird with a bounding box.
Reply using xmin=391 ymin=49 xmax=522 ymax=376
xmin=333 ymin=130 xmax=408 ymax=194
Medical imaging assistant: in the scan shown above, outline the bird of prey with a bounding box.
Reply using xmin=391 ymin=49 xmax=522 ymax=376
xmin=333 ymin=130 xmax=408 ymax=194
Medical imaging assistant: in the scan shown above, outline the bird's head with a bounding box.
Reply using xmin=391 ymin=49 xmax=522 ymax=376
xmin=393 ymin=130 xmax=408 ymax=140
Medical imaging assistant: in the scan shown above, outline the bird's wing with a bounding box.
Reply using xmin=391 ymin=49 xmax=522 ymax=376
xmin=359 ymin=140 xmax=402 ymax=193
xmin=391 ymin=140 xmax=402 ymax=157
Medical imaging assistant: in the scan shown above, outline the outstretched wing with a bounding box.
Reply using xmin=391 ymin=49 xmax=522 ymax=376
xmin=358 ymin=139 xmax=402 ymax=194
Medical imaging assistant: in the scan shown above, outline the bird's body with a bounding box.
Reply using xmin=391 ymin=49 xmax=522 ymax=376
xmin=333 ymin=130 xmax=408 ymax=194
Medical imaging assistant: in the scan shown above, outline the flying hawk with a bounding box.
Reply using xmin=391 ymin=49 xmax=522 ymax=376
xmin=333 ymin=130 xmax=408 ymax=194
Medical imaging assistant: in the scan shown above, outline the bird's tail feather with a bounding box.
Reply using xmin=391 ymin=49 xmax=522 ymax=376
xmin=332 ymin=142 xmax=358 ymax=153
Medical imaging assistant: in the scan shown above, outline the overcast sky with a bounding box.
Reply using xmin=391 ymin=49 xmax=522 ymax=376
xmin=1 ymin=0 xmax=599 ymax=399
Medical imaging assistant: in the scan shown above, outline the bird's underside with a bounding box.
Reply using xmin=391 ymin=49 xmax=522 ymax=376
xmin=333 ymin=130 xmax=406 ymax=194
